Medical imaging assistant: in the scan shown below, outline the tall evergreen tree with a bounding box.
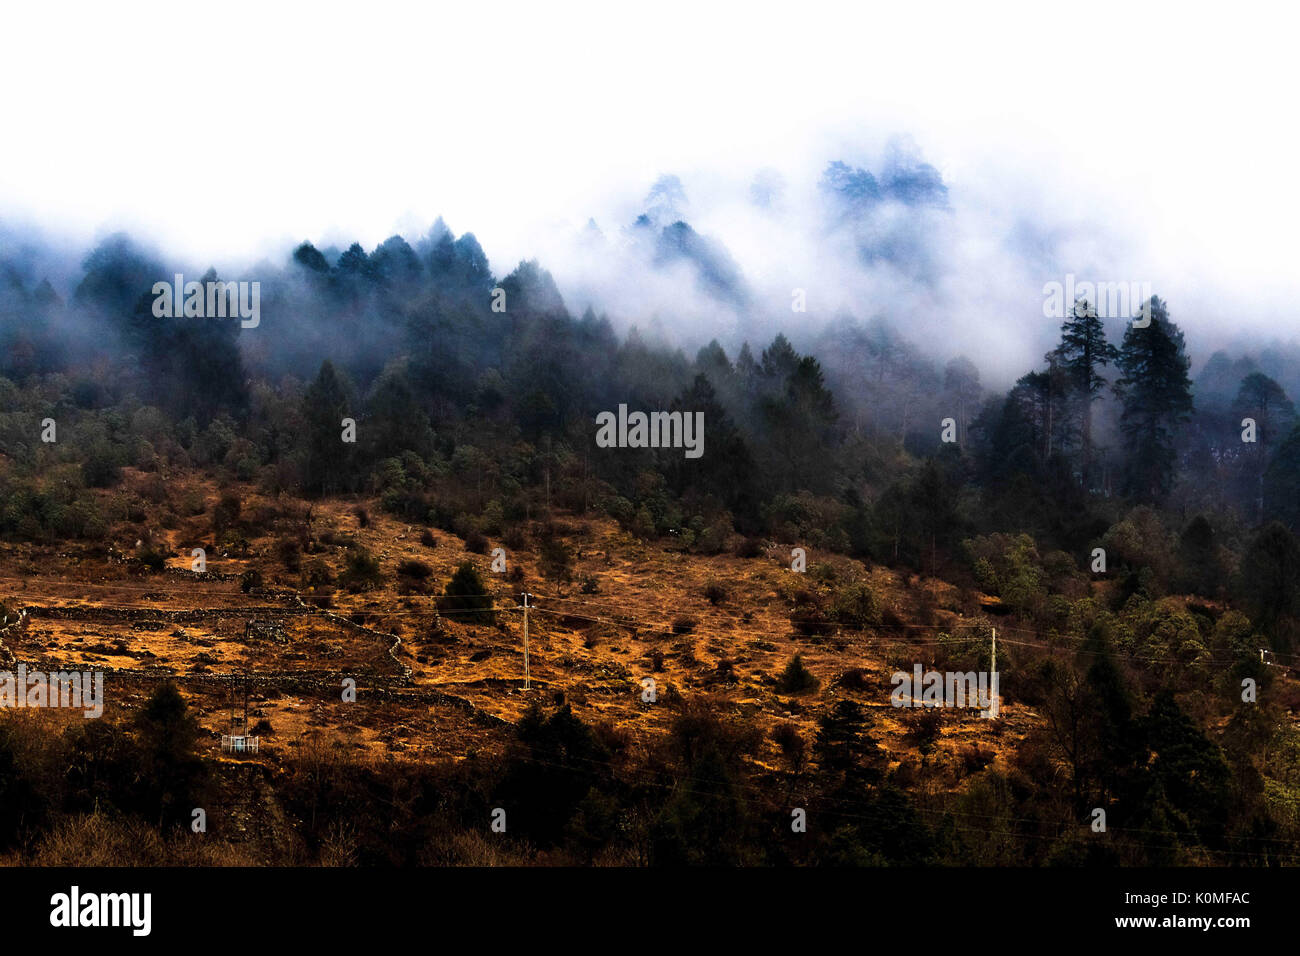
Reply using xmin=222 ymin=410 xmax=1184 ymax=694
xmin=1114 ymin=297 xmax=1194 ymax=501
xmin=1237 ymin=522 xmax=1300 ymax=651
xmin=301 ymin=360 xmax=355 ymax=496
xmin=1232 ymin=372 xmax=1295 ymax=522
xmin=942 ymin=355 xmax=981 ymax=448
xmin=1263 ymin=424 xmax=1300 ymax=531
xmin=1050 ymin=298 xmax=1119 ymax=487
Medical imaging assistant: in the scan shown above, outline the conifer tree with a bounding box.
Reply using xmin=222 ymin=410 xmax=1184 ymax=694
xmin=302 ymin=360 xmax=354 ymax=496
xmin=1114 ymin=297 xmax=1194 ymax=501
xmin=1050 ymin=298 xmax=1119 ymax=487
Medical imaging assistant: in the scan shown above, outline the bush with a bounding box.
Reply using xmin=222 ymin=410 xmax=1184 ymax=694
xmin=959 ymin=743 xmax=994 ymax=774
xmin=397 ymin=558 xmax=434 ymax=594
xmin=579 ymin=574 xmax=600 ymax=594
xmin=775 ymin=654 xmax=820 ymax=694
xmin=835 ymin=667 xmax=872 ymax=691
xmin=135 ymin=543 xmax=167 ymax=573
xmin=239 ymin=568 xmax=264 ymax=593
xmin=789 ymin=591 xmax=829 ymax=636
xmin=278 ymin=538 xmax=302 ymax=572
xmin=906 ymin=708 xmax=943 ymax=758
xmin=772 ymin=722 xmax=806 ymax=772
xmin=212 ymin=493 xmax=242 ymax=534
xmin=302 ymin=558 xmax=333 ymax=587
xmin=539 ymin=538 xmax=573 ymax=582
xmin=397 ymin=558 xmax=432 ymax=580
xmin=339 ymin=547 xmax=384 ymax=591
xmin=671 ymin=615 xmax=697 ymax=635
xmin=420 ymin=529 xmax=437 ymax=548
xmin=703 ymin=580 xmax=729 ymax=605
xmin=82 ymin=443 xmax=123 ymax=489
xmin=830 ymin=582 xmax=881 ymax=630
xmin=465 ymin=530 xmax=489 ymax=554
xmin=439 ymin=560 xmax=495 ymax=625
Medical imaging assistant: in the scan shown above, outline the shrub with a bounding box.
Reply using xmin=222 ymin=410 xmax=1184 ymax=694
xmin=339 ymin=547 xmax=384 ymax=591
xmin=136 ymin=543 xmax=167 ymax=573
xmin=775 ymin=653 xmax=820 ymax=694
xmin=502 ymin=525 xmax=527 ymax=551
xmin=302 ymin=558 xmax=333 ymax=587
xmin=396 ymin=558 xmax=434 ymax=594
xmin=539 ymin=538 xmax=573 ymax=582
xmin=835 ymin=667 xmax=872 ymax=691
xmin=439 ymin=560 xmax=495 ymax=625
xmin=831 ymin=582 xmax=881 ymax=630
xmin=906 ymin=708 xmax=943 ymax=758
xmin=772 ymin=722 xmax=806 ymax=772
xmin=212 ymin=493 xmax=242 ymax=534
xmin=82 ymin=442 xmax=123 ymax=489
xmin=465 ymin=530 xmax=489 ymax=554
xmin=278 ymin=538 xmax=302 ymax=572
xmin=671 ymin=615 xmax=697 ymax=635
xmin=702 ymin=580 xmax=729 ymax=605
xmin=694 ymin=514 xmax=734 ymax=554
xmin=789 ymin=591 xmax=829 ymax=636
xmin=959 ymin=743 xmax=994 ymax=774
xmin=397 ymin=558 xmax=433 ymax=580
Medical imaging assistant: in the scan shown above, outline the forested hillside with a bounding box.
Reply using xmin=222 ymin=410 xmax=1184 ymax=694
xmin=2 ymin=193 xmax=1300 ymax=865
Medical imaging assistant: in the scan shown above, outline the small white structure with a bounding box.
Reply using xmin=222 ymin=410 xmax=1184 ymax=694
xmin=221 ymin=734 xmax=259 ymax=754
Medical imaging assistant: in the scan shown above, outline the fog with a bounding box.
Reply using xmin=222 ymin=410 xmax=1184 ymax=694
xmin=2 ymin=2 xmax=1297 ymax=388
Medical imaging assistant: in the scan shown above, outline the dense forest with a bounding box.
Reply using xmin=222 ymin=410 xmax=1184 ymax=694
xmin=3 ymin=181 xmax=1300 ymax=865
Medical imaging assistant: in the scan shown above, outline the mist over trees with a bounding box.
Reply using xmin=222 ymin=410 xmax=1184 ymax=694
xmin=4 ymin=204 xmax=1300 ymax=868
xmin=4 ymin=215 xmax=1300 ymax=599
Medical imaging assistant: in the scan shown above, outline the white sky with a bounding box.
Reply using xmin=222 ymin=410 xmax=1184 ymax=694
xmin=2 ymin=0 xmax=1297 ymax=354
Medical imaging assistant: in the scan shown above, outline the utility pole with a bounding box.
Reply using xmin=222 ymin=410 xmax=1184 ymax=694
xmin=984 ymin=626 xmax=999 ymax=720
xmin=518 ymin=592 xmax=533 ymax=690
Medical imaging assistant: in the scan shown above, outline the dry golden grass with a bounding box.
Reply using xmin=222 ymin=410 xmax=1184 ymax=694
xmin=0 ymin=471 xmax=1047 ymax=781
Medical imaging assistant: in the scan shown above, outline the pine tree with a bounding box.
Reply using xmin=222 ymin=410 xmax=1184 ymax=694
xmin=942 ymin=356 xmax=981 ymax=447
xmin=1237 ymin=522 xmax=1300 ymax=650
xmin=1264 ymin=424 xmax=1300 ymax=531
xmin=1232 ymin=372 xmax=1296 ymax=522
xmin=439 ymin=560 xmax=495 ymax=625
xmin=135 ymin=682 xmax=208 ymax=828
xmin=813 ymin=699 xmax=885 ymax=791
xmin=1050 ymin=298 xmax=1119 ymax=487
xmin=1013 ymin=361 xmax=1073 ymax=467
xmin=302 ymin=360 xmax=355 ymax=496
xmin=1114 ymin=297 xmax=1194 ymax=501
